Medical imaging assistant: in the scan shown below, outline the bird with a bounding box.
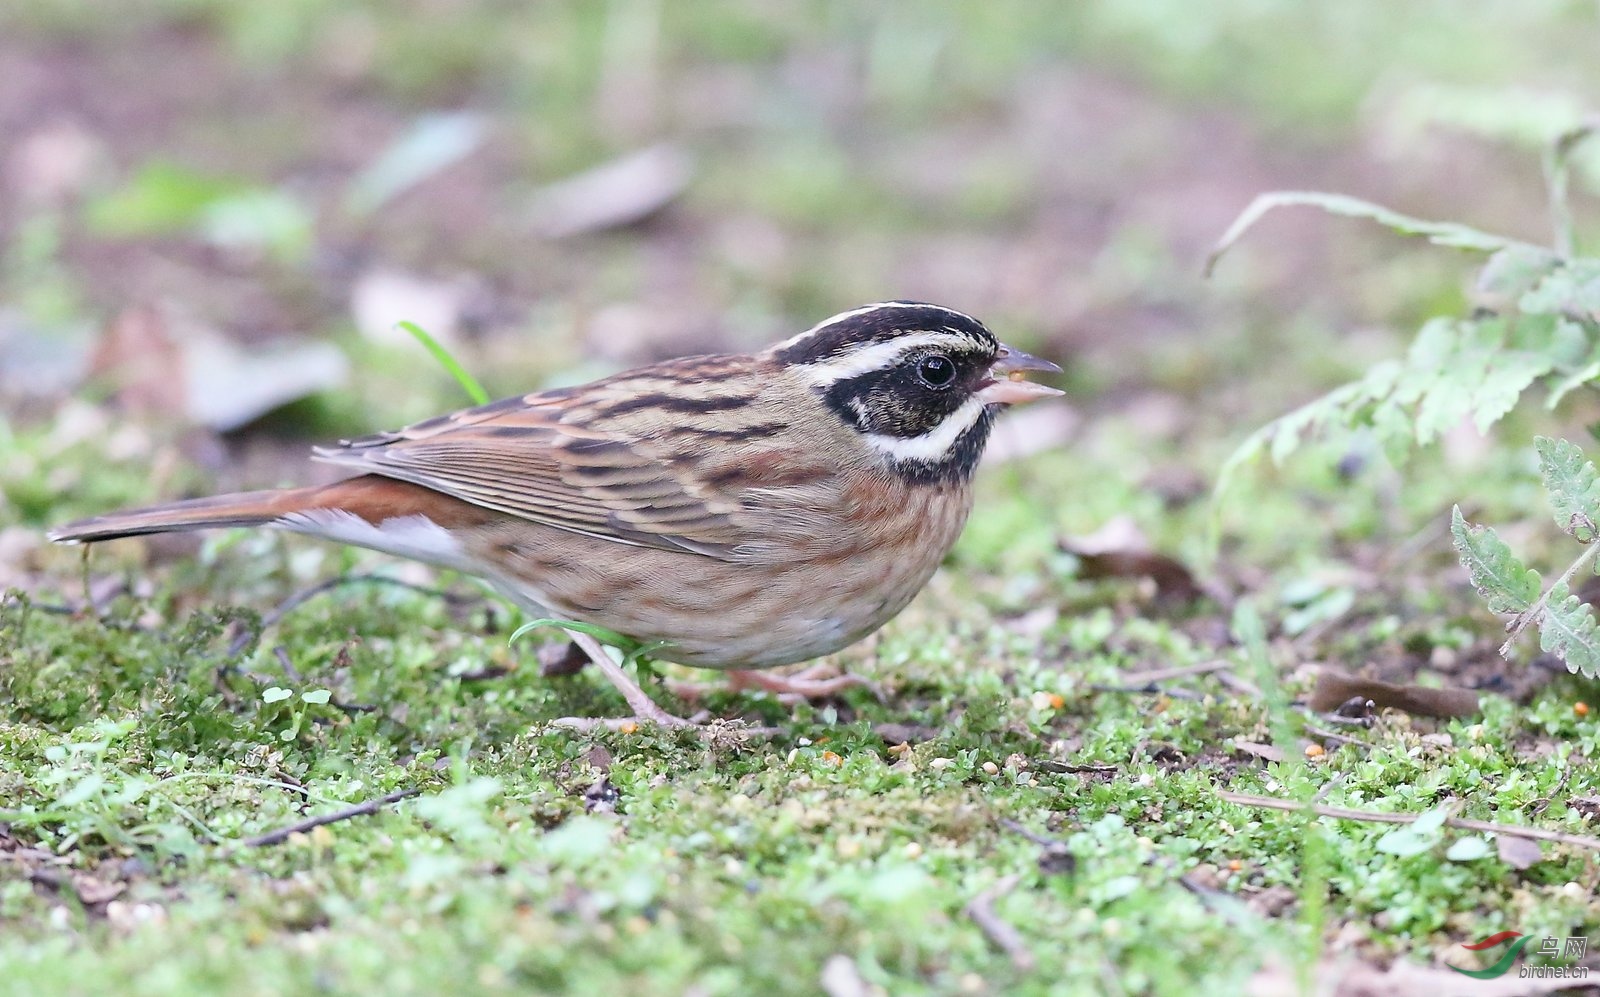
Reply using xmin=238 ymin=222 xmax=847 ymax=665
xmin=51 ymin=301 xmax=1063 ymax=729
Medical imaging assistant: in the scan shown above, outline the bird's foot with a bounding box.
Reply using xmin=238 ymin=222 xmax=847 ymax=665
xmin=667 ymin=663 xmax=880 ymax=705
xmin=547 ymin=631 xmax=698 ymax=730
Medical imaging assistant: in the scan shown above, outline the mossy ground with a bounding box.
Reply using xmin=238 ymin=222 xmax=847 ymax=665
xmin=4 ymin=2 xmax=1600 ymax=994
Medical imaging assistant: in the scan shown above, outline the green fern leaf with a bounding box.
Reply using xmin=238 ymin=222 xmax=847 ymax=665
xmin=1204 ymin=191 xmax=1527 ymax=277
xmin=1471 ymin=350 xmax=1554 ymax=432
xmin=1536 ymin=436 xmax=1600 ymax=541
xmin=1519 ymin=258 xmax=1600 ymax=321
xmin=1545 ymin=359 xmax=1600 ymax=410
xmin=1477 ymin=244 xmax=1562 ymax=301
xmin=1538 ymin=581 xmax=1600 ymax=677
xmin=1450 ymin=506 xmax=1541 ymax=614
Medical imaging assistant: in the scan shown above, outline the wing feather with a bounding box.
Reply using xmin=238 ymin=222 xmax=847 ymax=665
xmin=311 ymin=366 xmax=798 ymax=560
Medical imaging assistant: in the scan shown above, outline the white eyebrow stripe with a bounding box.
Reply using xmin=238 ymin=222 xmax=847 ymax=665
xmin=773 ymin=301 xmax=978 ymax=353
xmin=861 ymin=395 xmax=988 ymax=463
xmin=797 ymin=331 xmax=981 ymax=386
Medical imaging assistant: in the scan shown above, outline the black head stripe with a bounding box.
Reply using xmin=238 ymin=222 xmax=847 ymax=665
xmin=774 ymin=302 xmax=996 ymax=366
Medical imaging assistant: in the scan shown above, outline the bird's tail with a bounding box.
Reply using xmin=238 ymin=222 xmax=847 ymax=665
xmin=48 ymin=488 xmax=318 ymax=544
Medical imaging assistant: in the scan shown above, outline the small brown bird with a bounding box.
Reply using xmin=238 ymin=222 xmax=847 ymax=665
xmin=52 ymin=302 xmax=1062 ymax=728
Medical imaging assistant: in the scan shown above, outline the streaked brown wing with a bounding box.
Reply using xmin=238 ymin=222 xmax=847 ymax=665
xmin=313 ymin=366 xmax=763 ymax=559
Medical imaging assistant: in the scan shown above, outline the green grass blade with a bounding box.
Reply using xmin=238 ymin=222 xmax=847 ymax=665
xmin=397 ymin=321 xmax=490 ymax=405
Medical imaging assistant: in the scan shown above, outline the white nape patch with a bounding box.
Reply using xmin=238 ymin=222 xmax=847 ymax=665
xmin=276 ymin=509 xmax=468 ymax=570
xmin=862 ymin=395 xmax=988 ymax=463
xmin=797 ymin=332 xmax=979 ymax=386
xmin=772 ymin=301 xmax=976 ymax=354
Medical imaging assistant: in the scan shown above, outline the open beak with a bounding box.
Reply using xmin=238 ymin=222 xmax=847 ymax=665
xmin=975 ymin=343 xmax=1064 ymax=405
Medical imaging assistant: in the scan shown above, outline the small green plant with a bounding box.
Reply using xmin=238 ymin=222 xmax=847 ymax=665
xmin=1207 ymin=124 xmax=1599 ymax=477
xmin=1209 ymin=124 xmax=1600 ymax=676
xmin=398 ymin=320 xmax=490 ymax=405
xmin=1453 ymin=437 xmax=1600 ymax=678
xmin=260 ymin=684 xmax=335 ymax=742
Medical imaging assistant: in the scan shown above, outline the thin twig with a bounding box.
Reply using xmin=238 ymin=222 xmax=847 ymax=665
xmin=273 ymin=645 xmax=303 ymax=683
xmin=1531 ymin=766 xmax=1573 ymax=818
xmin=1310 ymin=773 xmax=1347 ymax=805
xmin=238 ymin=788 xmax=421 ymax=848
xmin=1216 ymin=790 xmax=1600 ymax=850
xmin=1301 ymin=722 xmax=1369 ymax=749
xmin=999 ymin=819 xmax=1076 ymax=875
xmin=1119 ymin=660 xmax=1234 ymax=686
xmin=1088 ymin=683 xmax=1203 ymax=701
xmin=20 ymin=601 xmax=75 ymax=616
xmin=964 ymin=874 xmax=1035 ymax=972
xmin=1214 ymin=671 xmax=1263 ymax=699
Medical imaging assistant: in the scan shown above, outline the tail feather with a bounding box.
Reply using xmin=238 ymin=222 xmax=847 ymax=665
xmin=48 ymin=488 xmax=315 ymax=544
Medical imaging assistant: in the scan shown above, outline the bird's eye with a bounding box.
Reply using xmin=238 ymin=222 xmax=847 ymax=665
xmin=917 ymin=354 xmax=956 ymax=388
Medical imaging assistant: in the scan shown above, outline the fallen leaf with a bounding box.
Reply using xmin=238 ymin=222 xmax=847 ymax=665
xmin=1444 ymin=836 xmax=1492 ymax=861
xmin=1308 ymin=671 xmax=1479 ymax=719
xmin=1245 ymin=884 xmax=1296 ymax=916
xmin=350 ymin=269 xmax=474 ymax=348
xmin=1061 ymin=515 xmax=1202 ymax=602
xmin=345 ymin=111 xmax=489 ymax=218
xmin=88 ymin=303 xmax=186 ymax=421
xmin=71 ymin=873 xmax=126 ymax=906
xmin=1495 ymin=834 xmax=1543 ymax=869
xmin=529 ymin=143 xmax=693 ymax=238
xmin=182 ymin=331 xmax=349 ymax=433
xmin=1231 ymin=740 xmax=1286 ymax=763
xmin=88 ymin=304 xmax=349 ymax=432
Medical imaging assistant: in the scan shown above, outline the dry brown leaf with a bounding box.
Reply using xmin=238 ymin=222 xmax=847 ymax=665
xmin=350 ymin=268 xmax=474 ymax=347
xmin=88 ymin=303 xmax=187 ymax=421
xmin=529 ymin=144 xmax=693 ymax=238
xmin=89 ymin=303 xmax=349 ymax=432
xmin=1060 ymin=515 xmax=1202 ymax=602
xmin=1246 ymin=884 xmax=1297 ymax=917
xmin=1495 ymin=834 xmax=1543 ymax=870
xmin=1232 ymin=740 xmax=1287 ymax=764
xmin=1308 ymin=671 xmax=1479 ymax=719
xmin=71 ymin=873 xmax=127 ymax=906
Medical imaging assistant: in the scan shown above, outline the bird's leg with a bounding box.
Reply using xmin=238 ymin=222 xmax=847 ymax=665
xmin=549 ymin=630 xmax=694 ymax=730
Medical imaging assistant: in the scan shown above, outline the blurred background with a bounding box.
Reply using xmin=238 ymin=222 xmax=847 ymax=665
xmin=3 ymin=0 xmax=1600 ymax=548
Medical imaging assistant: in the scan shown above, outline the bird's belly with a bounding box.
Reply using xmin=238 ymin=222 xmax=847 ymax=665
xmin=471 ymin=481 xmax=972 ymax=670
xmin=489 ymin=551 xmax=939 ymax=670
xmin=477 ymin=532 xmax=957 ymax=670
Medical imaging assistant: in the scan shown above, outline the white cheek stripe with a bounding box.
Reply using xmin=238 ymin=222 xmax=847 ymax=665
xmin=276 ymin=509 xmax=469 ymax=570
xmin=862 ymin=395 xmax=988 ymax=463
xmin=797 ymin=332 xmax=980 ymax=386
xmin=773 ymin=301 xmax=977 ymax=353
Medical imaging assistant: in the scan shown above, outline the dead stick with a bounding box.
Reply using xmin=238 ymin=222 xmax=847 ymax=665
xmin=964 ymin=874 xmax=1035 ymax=972
xmin=1216 ymin=791 xmax=1600 ymax=850
xmin=1120 ymin=660 xmax=1234 ymax=685
xmin=238 ymin=788 xmax=420 ymax=848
